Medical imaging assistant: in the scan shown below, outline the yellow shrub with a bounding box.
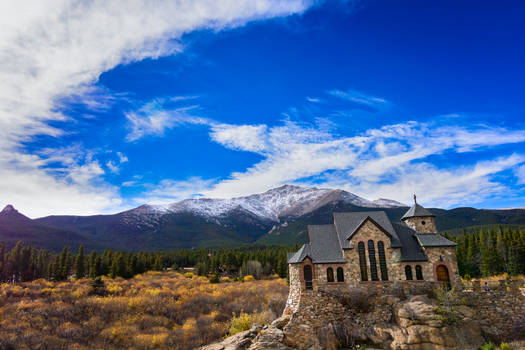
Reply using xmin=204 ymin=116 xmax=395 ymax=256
xmin=184 ymin=272 xmax=194 ymax=279
xmin=100 ymin=324 xmax=137 ymax=346
xmin=72 ymin=286 xmax=90 ymax=299
xmin=134 ymin=333 xmax=168 ymax=348
xmin=220 ymin=277 xmax=231 ymax=283
xmin=0 ymin=269 xmax=289 ymax=350
xmin=243 ymin=275 xmax=255 ymax=282
xmin=107 ymin=284 xmax=124 ymax=295
xmin=228 ymin=310 xmax=273 ymax=336
xmin=145 ymin=288 xmax=161 ymax=297
xmin=182 ymin=317 xmax=196 ymax=331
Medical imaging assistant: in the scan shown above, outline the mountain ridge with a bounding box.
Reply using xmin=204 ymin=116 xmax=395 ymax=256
xmin=1 ymin=185 xmax=524 ymax=251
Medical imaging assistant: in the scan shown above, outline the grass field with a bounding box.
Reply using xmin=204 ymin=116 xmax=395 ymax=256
xmin=0 ymin=271 xmax=288 ymax=350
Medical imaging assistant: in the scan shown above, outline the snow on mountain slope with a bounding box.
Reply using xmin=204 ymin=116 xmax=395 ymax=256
xmin=370 ymin=198 xmax=407 ymax=208
xmin=141 ymin=185 xmax=405 ymax=222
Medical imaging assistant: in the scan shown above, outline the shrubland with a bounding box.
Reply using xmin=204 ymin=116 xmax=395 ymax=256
xmin=0 ymin=271 xmax=288 ymax=350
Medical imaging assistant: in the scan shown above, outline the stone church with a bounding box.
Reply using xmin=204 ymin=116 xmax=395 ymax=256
xmin=287 ymin=197 xmax=459 ymax=294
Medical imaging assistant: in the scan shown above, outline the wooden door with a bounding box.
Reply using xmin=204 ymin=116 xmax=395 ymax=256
xmin=436 ymin=264 xmax=451 ymax=289
xmin=304 ymin=265 xmax=313 ymax=290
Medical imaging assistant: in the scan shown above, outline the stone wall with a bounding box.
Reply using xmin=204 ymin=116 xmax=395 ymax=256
xmin=464 ymin=287 xmax=525 ymax=341
xmin=421 ymin=246 xmax=461 ymax=286
xmin=284 ymin=263 xmax=302 ymax=314
xmin=344 ymin=219 xmax=396 ymax=281
xmin=402 ymin=216 xmax=437 ymax=233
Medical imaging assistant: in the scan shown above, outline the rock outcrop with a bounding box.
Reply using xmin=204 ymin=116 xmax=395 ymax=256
xmin=281 ymin=288 xmax=523 ymax=350
xmin=203 ymin=287 xmax=524 ymax=350
xmin=199 ymin=316 xmax=293 ymax=350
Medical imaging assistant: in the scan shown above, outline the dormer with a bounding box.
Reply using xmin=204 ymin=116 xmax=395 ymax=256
xmin=401 ymin=195 xmax=436 ymax=234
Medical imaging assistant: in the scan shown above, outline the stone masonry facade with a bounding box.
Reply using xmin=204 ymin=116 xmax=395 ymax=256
xmin=286 ymin=200 xmax=461 ymax=311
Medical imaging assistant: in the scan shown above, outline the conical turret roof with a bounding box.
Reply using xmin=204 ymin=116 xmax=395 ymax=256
xmin=401 ymin=203 xmax=434 ymax=220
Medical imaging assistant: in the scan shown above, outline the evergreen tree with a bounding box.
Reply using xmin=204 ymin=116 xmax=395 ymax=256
xmin=153 ymin=255 xmax=163 ymax=271
xmin=58 ymin=246 xmax=70 ymax=280
xmin=75 ymin=245 xmax=85 ymax=279
xmin=87 ymin=251 xmax=97 ymax=278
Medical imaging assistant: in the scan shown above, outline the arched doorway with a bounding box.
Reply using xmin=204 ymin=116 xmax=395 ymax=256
xmin=304 ymin=265 xmax=313 ymax=290
xmin=436 ymin=264 xmax=451 ymax=289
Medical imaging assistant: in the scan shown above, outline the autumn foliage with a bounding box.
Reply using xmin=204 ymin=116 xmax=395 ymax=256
xmin=0 ymin=271 xmax=288 ymax=349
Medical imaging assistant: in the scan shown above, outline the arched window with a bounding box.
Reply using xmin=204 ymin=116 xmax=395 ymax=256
xmin=337 ymin=267 xmax=344 ymax=282
xmin=304 ymin=265 xmax=313 ymax=290
xmin=415 ymin=265 xmax=423 ymax=280
xmin=327 ymin=267 xmax=334 ymax=282
xmin=358 ymin=242 xmax=368 ymax=281
xmin=405 ymin=265 xmax=413 ymax=280
xmin=377 ymin=241 xmax=388 ymax=281
xmin=368 ymin=240 xmax=379 ymax=281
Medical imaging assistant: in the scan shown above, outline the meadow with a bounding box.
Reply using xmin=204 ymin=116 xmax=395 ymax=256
xmin=0 ymin=271 xmax=288 ymax=350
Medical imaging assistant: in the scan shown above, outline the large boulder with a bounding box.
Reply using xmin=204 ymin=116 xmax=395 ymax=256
xmin=395 ymin=295 xmax=442 ymax=328
xmin=199 ymin=324 xmax=262 ymax=350
xmin=248 ymin=326 xmax=293 ymax=350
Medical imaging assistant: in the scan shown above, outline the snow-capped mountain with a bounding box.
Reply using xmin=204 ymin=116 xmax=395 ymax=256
xmin=3 ymin=185 xmax=525 ymax=251
xmin=145 ymin=185 xmax=406 ymax=222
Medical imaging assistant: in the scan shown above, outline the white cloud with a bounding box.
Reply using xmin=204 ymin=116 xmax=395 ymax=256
xmin=210 ymin=124 xmax=268 ymax=152
xmin=135 ymin=177 xmax=216 ymax=205
xmin=318 ymin=154 xmax=525 ymax=208
xmin=0 ymin=146 xmax=121 ymax=218
xmin=0 ymin=0 xmax=312 ymax=216
xmin=106 ymin=161 xmax=120 ymax=174
xmin=516 ymin=164 xmax=525 ymax=185
xmin=116 ymin=152 xmax=128 ymax=163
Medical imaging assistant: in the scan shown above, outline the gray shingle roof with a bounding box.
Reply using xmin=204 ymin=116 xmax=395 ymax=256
xmin=287 ymin=210 xmax=452 ymax=265
xmin=392 ymin=222 xmax=428 ymax=261
xmin=333 ymin=211 xmax=402 ymax=248
xmin=401 ymin=204 xmax=435 ymax=219
xmin=287 ymin=244 xmax=311 ymax=263
xmin=416 ymin=234 xmax=457 ymax=247
xmin=308 ymin=225 xmax=346 ymax=263
xmin=287 ymin=225 xmax=346 ymax=264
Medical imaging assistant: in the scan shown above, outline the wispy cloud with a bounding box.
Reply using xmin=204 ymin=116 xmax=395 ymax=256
xmin=328 ymin=89 xmax=389 ymax=110
xmin=125 ymin=99 xmax=207 ymax=141
xmin=306 ymin=96 xmax=321 ymax=103
xmin=516 ymin=164 xmax=525 ymax=185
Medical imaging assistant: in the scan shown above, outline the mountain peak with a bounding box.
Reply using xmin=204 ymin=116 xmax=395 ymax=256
xmin=0 ymin=204 xmax=31 ymax=221
xmin=1 ymin=204 xmax=16 ymax=214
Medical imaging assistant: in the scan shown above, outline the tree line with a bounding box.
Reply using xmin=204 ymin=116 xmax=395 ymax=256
xmin=0 ymin=241 xmax=297 ymax=283
xmin=445 ymin=226 xmax=525 ymax=278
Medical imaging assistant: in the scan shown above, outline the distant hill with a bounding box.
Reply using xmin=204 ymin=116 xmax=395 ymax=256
xmin=1 ymin=185 xmax=524 ymax=251
xmin=0 ymin=205 xmax=97 ymax=251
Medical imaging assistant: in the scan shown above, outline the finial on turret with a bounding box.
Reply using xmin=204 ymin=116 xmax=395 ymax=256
xmin=413 ymin=194 xmax=417 ymax=204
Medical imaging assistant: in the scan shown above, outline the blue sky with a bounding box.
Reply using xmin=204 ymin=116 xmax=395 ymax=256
xmin=2 ymin=0 xmax=525 ymax=217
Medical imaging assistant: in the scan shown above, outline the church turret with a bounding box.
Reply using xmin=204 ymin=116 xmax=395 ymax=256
xmin=401 ymin=195 xmax=437 ymax=233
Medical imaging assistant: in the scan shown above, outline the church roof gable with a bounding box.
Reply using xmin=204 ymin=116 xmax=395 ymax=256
xmin=333 ymin=211 xmax=402 ymax=247
xmin=287 ymin=244 xmax=312 ymax=263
